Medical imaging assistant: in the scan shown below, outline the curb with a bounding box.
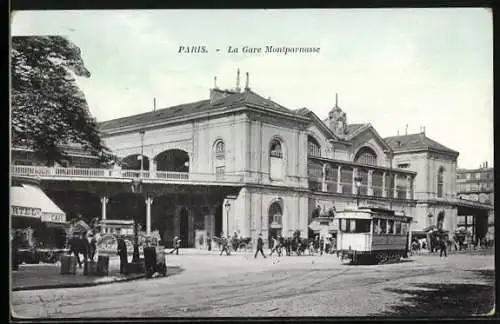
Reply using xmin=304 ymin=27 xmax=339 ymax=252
xmin=12 ymin=273 xmax=146 ymax=292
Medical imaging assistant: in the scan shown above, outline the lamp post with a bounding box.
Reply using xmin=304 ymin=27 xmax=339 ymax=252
xmin=354 ymin=175 xmax=363 ymax=207
xmin=131 ymin=178 xmax=142 ymax=263
xmin=224 ymin=201 xmax=231 ymax=236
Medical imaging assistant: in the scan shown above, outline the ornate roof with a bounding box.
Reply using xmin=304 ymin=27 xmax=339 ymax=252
xmin=384 ymin=133 xmax=459 ymax=155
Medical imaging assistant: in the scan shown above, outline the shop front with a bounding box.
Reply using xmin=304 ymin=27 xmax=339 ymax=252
xmin=11 ymin=179 xmax=68 ymax=263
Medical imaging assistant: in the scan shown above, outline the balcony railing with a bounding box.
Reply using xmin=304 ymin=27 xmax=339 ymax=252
xmin=11 ymin=165 xmax=243 ymax=184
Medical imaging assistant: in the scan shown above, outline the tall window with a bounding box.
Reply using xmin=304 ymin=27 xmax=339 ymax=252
xmin=354 ymin=147 xmax=377 ymax=166
xmin=214 ymin=140 xmax=225 ymax=179
xmin=307 ymin=136 xmax=321 ymax=157
xmin=372 ymin=171 xmax=384 ymax=197
xmin=269 ymin=138 xmax=284 ymax=180
xmin=396 ymin=174 xmax=407 ymax=199
xmin=269 ymin=139 xmax=283 ymax=158
xmin=215 ymin=140 xmax=225 ymax=159
xmin=340 ymin=167 xmax=353 ymax=194
xmin=437 ymin=167 xmax=444 ymax=198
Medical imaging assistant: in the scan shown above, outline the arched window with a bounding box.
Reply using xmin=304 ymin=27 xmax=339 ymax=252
xmin=269 ymin=139 xmax=283 ymax=158
xmin=437 ymin=167 xmax=445 ymax=198
xmin=213 ymin=140 xmax=225 ymax=179
xmin=269 ymin=201 xmax=283 ymax=226
xmin=269 ymin=138 xmax=284 ymax=181
xmin=307 ymin=136 xmax=321 ymax=157
xmin=354 ymin=147 xmax=377 ymax=166
xmin=215 ymin=140 xmax=225 ymax=159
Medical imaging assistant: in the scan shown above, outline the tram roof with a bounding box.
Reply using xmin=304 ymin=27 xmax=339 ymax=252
xmin=335 ymin=207 xmax=412 ymax=221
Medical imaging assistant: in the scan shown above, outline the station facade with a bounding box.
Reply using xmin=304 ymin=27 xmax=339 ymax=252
xmin=11 ymin=71 xmax=493 ymax=248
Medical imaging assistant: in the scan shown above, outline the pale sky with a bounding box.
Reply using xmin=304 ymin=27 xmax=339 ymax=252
xmin=11 ymin=9 xmax=493 ymax=169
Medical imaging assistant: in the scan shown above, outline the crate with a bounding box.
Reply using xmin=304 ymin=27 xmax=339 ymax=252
xmin=84 ymin=260 xmax=98 ymax=276
xmin=60 ymin=255 xmax=76 ymax=275
xmin=97 ymin=255 xmax=109 ymax=276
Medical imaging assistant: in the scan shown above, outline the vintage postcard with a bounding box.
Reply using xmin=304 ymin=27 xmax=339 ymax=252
xmin=10 ymin=8 xmax=494 ymax=319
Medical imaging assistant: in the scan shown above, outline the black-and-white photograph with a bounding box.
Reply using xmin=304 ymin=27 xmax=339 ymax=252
xmin=10 ymin=8 xmax=494 ymax=319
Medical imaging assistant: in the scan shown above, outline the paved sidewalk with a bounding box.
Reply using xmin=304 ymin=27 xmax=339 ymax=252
xmin=11 ymin=256 xmax=183 ymax=291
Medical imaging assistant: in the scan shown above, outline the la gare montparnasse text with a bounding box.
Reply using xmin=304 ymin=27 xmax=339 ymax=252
xmin=178 ymin=46 xmax=321 ymax=55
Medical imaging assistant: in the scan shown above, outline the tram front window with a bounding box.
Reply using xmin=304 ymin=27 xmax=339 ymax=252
xmin=340 ymin=219 xmax=371 ymax=233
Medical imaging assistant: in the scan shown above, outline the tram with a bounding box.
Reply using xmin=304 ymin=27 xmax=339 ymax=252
xmin=336 ymin=207 xmax=412 ymax=264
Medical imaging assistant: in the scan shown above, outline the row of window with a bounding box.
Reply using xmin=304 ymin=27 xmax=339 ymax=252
xmin=457 ymin=183 xmax=494 ymax=192
xmin=457 ymin=171 xmax=493 ymax=180
xmin=339 ymin=218 xmax=408 ymax=235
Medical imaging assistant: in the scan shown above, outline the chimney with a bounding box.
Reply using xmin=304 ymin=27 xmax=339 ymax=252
xmin=397 ymin=130 xmax=400 ymax=136
xmin=214 ymin=76 xmax=218 ymax=89
xmin=153 ymin=97 xmax=156 ymax=112
xmin=486 ymin=161 xmax=488 ymax=168
xmin=244 ymin=72 xmax=250 ymax=91
xmin=405 ymin=124 xmax=408 ymax=135
xmin=235 ymin=69 xmax=241 ymax=93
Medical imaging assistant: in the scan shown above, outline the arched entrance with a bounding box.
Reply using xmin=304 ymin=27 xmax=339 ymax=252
xmin=121 ymin=154 xmax=150 ymax=170
xmin=268 ymin=200 xmax=283 ymax=248
xmin=155 ymin=149 xmax=190 ymax=172
xmin=179 ymin=207 xmax=189 ymax=248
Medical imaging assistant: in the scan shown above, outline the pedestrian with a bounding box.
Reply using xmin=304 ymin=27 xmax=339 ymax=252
xmin=254 ymin=233 xmax=266 ymax=259
xmin=220 ymin=235 xmax=230 ymax=256
xmin=169 ymin=236 xmax=180 ymax=255
xmin=438 ymin=237 xmax=447 ymax=257
xmin=269 ymin=235 xmax=279 ymax=256
xmin=319 ymin=236 xmax=325 ymax=255
xmin=207 ymin=234 xmax=212 ymax=251
xmin=117 ymin=235 xmax=128 ymax=274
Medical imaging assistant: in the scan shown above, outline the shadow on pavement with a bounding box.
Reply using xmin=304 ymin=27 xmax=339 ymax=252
xmin=377 ymin=270 xmax=495 ymax=317
xmin=342 ymin=259 xmax=415 ymax=266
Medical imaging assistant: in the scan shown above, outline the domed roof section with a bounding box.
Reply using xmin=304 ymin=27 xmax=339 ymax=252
xmin=326 ymin=93 xmax=348 ymax=138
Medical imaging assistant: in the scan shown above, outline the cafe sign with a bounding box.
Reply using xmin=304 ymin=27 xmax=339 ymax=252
xmin=11 ymin=206 xmax=42 ymax=218
xmin=41 ymin=213 xmax=66 ymax=224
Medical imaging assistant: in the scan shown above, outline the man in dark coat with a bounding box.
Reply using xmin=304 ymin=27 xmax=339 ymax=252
xmin=254 ymin=233 xmax=266 ymax=259
xmin=169 ymin=236 xmax=181 ymax=255
xmin=117 ymin=235 xmax=128 ymax=274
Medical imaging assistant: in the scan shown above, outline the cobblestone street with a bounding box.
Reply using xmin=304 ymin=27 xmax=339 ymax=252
xmin=11 ymin=251 xmax=494 ymax=318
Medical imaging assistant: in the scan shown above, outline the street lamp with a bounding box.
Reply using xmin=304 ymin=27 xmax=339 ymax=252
xmin=354 ymin=175 xmax=363 ymax=207
xmin=130 ymin=178 xmax=143 ymax=263
xmin=224 ymin=201 xmax=231 ymax=236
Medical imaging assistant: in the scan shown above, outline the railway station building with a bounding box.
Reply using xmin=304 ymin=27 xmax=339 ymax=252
xmin=11 ymin=71 xmax=493 ymax=248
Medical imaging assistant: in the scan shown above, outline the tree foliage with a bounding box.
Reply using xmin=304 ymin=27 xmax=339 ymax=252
xmin=11 ymin=36 xmax=114 ymax=165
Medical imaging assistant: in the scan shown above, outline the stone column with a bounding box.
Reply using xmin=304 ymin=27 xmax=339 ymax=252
xmin=352 ymin=167 xmax=358 ymax=195
xmin=146 ymin=196 xmax=153 ymax=236
xmin=337 ymin=165 xmax=342 ymax=193
xmin=382 ymin=172 xmax=386 ymax=197
xmin=150 ymin=160 xmax=157 ymax=178
xmin=100 ymin=196 xmax=109 ymax=221
xmin=368 ymin=170 xmax=374 ymax=196
xmin=322 ymin=163 xmax=327 ymax=192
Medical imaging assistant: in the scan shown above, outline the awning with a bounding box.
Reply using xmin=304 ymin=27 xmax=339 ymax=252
xmin=11 ymin=185 xmax=42 ymax=219
xmin=12 ymin=184 xmax=67 ymax=224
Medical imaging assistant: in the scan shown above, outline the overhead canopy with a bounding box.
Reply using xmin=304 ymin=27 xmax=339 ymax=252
xmin=11 ymin=185 xmax=42 ymax=219
xmin=11 ymin=184 xmax=67 ymax=224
